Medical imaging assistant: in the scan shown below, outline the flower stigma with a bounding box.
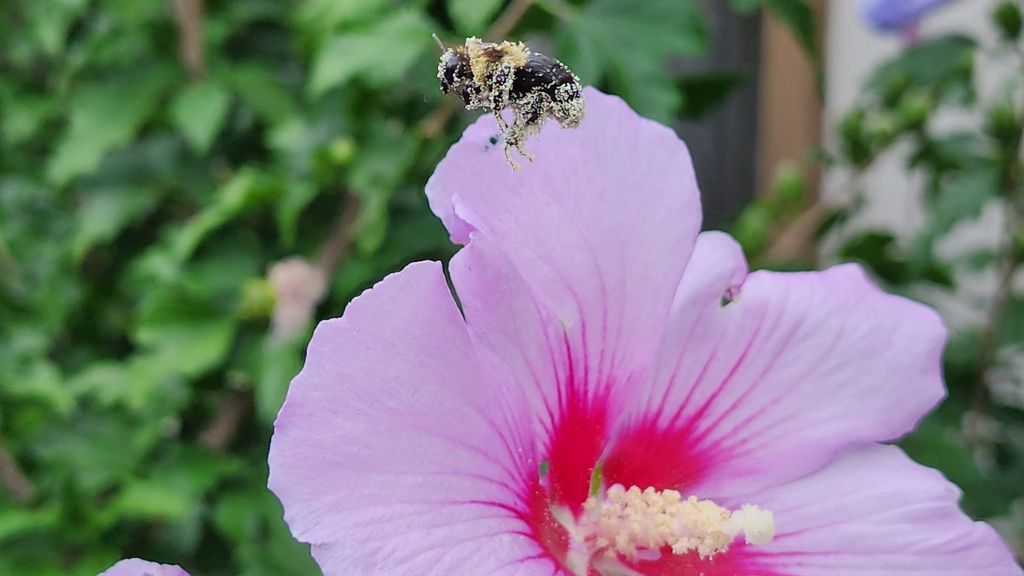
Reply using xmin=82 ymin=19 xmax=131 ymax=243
xmin=554 ymin=483 xmax=775 ymax=576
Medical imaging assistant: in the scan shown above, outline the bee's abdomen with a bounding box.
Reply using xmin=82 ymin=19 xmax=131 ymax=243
xmin=510 ymin=53 xmax=578 ymax=101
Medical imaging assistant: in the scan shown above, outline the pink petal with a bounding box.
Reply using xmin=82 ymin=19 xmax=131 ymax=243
xmin=449 ymin=235 xmax=566 ymax=436
xmin=605 ymin=231 xmax=748 ymax=491
xmin=433 ymin=88 xmax=701 ymax=511
xmin=427 ymin=87 xmax=702 ymax=411
xmin=749 ymin=445 xmax=1022 ymax=575
xmin=268 ymin=262 xmax=553 ymax=575
xmin=607 ymin=235 xmax=947 ymax=497
xmin=450 ymin=234 xmax=608 ymax=513
xmin=98 ymin=559 xmax=189 ymax=576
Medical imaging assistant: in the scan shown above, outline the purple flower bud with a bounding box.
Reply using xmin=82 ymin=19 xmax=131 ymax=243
xmin=862 ymin=0 xmax=958 ymax=32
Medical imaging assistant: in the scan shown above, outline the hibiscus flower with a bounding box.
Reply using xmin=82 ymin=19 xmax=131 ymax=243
xmin=268 ymin=88 xmax=1021 ymax=576
xmin=861 ymin=0 xmax=960 ymax=40
xmin=99 ymin=558 xmax=188 ymax=576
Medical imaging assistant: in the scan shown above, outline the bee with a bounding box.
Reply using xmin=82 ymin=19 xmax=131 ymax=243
xmin=435 ymin=35 xmax=585 ymax=168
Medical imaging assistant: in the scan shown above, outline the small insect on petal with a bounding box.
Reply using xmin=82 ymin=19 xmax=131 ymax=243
xmin=435 ymin=36 xmax=585 ymax=169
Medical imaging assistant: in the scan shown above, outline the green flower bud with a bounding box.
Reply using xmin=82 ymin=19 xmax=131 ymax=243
xmin=733 ymin=203 xmax=773 ymax=256
xmin=865 ymin=113 xmax=899 ymax=149
xmin=898 ymin=91 xmax=932 ymax=131
xmin=239 ymin=277 xmax=276 ymax=320
xmin=839 ymin=108 xmax=872 ymax=166
xmin=327 ymin=136 xmax=356 ymax=166
xmin=771 ymin=164 xmax=807 ymax=213
xmin=987 ymin=101 xmax=1021 ymax=147
xmin=993 ymin=1 xmax=1022 ymax=41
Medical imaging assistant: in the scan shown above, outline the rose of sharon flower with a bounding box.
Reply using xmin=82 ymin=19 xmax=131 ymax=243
xmin=98 ymin=558 xmax=189 ymax=576
xmin=861 ymin=0 xmax=959 ymax=34
xmin=268 ymin=88 xmax=1021 ymax=575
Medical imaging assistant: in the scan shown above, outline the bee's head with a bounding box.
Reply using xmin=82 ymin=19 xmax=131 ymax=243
xmin=438 ymin=48 xmax=475 ymax=104
xmin=439 ymin=49 xmax=468 ymax=92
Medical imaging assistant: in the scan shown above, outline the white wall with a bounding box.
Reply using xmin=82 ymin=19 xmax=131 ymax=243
xmin=823 ymin=0 xmax=1015 ymax=329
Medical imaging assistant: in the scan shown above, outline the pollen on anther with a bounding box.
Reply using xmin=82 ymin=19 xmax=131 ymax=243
xmin=579 ymin=484 xmax=775 ymax=561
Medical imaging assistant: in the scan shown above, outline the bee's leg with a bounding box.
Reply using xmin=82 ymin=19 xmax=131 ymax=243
xmin=508 ymin=104 xmax=540 ymax=164
xmin=503 ymin=141 xmax=521 ymax=170
xmin=492 ymin=108 xmax=508 ymax=132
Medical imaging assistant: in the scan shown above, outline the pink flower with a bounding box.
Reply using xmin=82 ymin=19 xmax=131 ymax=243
xmin=98 ymin=558 xmax=189 ymax=576
xmin=268 ymin=88 xmax=1021 ymax=575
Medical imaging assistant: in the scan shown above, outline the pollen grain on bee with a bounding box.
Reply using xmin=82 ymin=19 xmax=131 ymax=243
xmin=435 ymin=36 xmax=585 ymax=169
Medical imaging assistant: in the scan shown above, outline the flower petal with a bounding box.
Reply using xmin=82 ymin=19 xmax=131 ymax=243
xmin=861 ymin=0 xmax=956 ymax=32
xmin=749 ymin=445 xmax=1021 ymax=576
xmin=427 ymin=88 xmax=702 ymax=406
xmin=604 ymin=231 xmax=748 ymax=492
xmin=608 ymin=246 xmax=947 ymax=497
xmin=98 ymin=559 xmax=189 ymax=576
xmin=268 ymin=262 xmax=552 ymax=575
xmin=450 ymin=233 xmax=611 ymax=520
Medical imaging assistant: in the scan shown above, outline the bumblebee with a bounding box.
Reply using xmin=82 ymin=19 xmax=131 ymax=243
xmin=436 ymin=35 xmax=584 ymax=167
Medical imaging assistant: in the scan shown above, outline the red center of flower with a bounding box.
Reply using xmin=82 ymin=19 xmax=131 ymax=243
xmin=519 ymin=402 xmax=773 ymax=575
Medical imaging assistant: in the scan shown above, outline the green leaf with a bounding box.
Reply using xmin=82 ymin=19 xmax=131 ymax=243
xmin=0 ymin=93 xmax=57 ymax=145
xmin=71 ymin=185 xmax=161 ymax=261
xmin=309 ymin=10 xmax=433 ymax=96
xmin=900 ymin=413 xmax=1007 ymax=517
xmin=275 ymin=182 xmax=320 ymax=248
xmin=868 ymin=35 xmax=976 ymax=102
xmin=929 ymin=167 xmax=998 ymax=236
xmin=727 ymin=0 xmax=761 ymax=14
xmin=297 ymin=0 xmax=391 ymax=39
xmin=106 ymin=478 xmax=193 ymax=522
xmin=25 ymin=0 xmax=89 ymax=57
xmin=0 ymin=506 xmax=59 ymax=543
xmin=230 ymin=65 xmax=295 ymax=125
xmin=2 ymin=359 xmax=74 ymax=415
xmin=103 ymin=448 xmax=242 ymax=525
xmin=678 ymin=71 xmax=746 ymax=119
xmin=839 ymin=231 xmax=905 ymax=285
xmin=558 ymin=0 xmax=707 ymax=122
xmin=69 ymin=354 xmax=190 ymax=414
xmin=134 ymin=291 xmax=237 ymax=378
xmin=762 ymin=0 xmax=818 ymax=61
xmin=254 ymin=338 xmax=304 ymax=425
xmin=173 ymin=168 xmax=281 ymax=261
xmin=171 ymin=82 xmax=232 ymax=154
xmin=448 ymin=0 xmax=504 ymax=33
xmin=213 ymin=485 xmax=319 ymax=576
xmin=1000 ymin=298 xmax=1024 ymax=345
xmin=29 ymin=413 xmax=161 ymax=494
xmin=48 ymin=68 xmax=175 ymax=185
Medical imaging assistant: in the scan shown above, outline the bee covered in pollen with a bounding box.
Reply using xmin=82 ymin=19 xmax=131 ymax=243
xmin=435 ymin=35 xmax=585 ymax=168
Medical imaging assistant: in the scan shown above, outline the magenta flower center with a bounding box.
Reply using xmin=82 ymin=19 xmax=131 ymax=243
xmin=519 ymin=402 xmax=775 ymax=575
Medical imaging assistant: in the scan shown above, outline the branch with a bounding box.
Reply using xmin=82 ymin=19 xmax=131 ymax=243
xmin=315 ymin=193 xmax=361 ymax=279
xmin=489 ymin=0 xmax=537 ymax=40
xmin=0 ymin=436 xmax=34 ymax=504
xmin=762 ymin=167 xmax=869 ymax=264
xmin=171 ymin=0 xmax=205 ymax=80
xmin=199 ymin=390 xmax=252 ymax=453
xmin=973 ymin=131 xmax=1023 ymax=416
xmin=418 ymin=0 xmax=537 ymax=138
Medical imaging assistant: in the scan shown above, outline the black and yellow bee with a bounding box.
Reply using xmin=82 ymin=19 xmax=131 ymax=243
xmin=436 ymin=35 xmax=584 ymax=167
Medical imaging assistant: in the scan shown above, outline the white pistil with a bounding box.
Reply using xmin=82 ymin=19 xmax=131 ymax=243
xmin=562 ymin=484 xmax=775 ymax=575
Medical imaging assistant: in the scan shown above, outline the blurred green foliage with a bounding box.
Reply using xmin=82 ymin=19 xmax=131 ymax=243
xmin=735 ymin=2 xmax=1024 ymax=559
xmin=0 ymin=0 xmax=811 ymax=573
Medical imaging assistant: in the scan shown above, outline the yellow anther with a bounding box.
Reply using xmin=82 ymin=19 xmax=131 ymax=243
xmin=578 ymin=484 xmax=775 ymax=561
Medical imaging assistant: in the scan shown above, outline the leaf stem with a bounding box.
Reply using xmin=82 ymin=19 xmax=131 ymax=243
xmin=0 ymin=435 xmax=34 ymax=505
xmin=171 ymin=0 xmax=206 ymax=80
xmin=972 ymin=101 xmax=1024 ymax=418
xmin=762 ymin=163 xmax=872 ymax=265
